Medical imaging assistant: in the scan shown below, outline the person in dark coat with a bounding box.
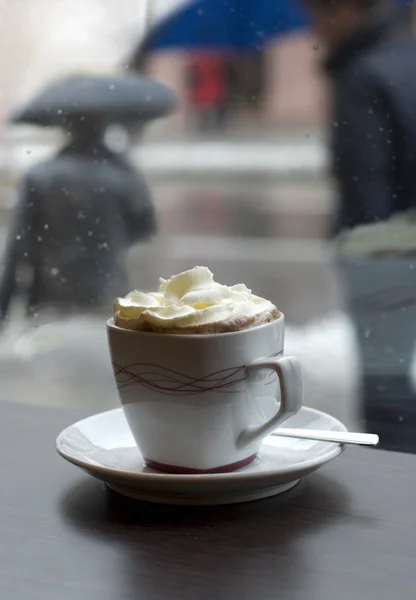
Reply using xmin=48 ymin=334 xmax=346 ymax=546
xmin=302 ymin=0 xmax=416 ymax=452
xmin=0 ymin=132 xmax=155 ymax=317
xmin=303 ymin=0 xmax=414 ymax=232
xmin=0 ymin=74 xmax=176 ymax=321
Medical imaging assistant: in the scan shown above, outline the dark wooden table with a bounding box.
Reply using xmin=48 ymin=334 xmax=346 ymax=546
xmin=1 ymin=401 xmax=415 ymax=600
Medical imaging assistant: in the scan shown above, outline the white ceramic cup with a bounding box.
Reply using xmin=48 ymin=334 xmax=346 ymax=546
xmin=107 ymin=314 xmax=303 ymax=474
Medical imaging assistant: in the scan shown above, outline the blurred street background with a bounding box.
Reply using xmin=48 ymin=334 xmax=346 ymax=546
xmin=2 ymin=0 xmax=412 ymax=434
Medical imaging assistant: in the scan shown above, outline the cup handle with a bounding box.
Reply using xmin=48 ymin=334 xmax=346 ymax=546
xmin=237 ymin=355 xmax=303 ymax=448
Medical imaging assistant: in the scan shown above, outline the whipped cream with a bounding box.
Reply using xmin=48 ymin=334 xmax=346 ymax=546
xmin=337 ymin=211 xmax=416 ymax=258
xmin=113 ymin=266 xmax=279 ymax=333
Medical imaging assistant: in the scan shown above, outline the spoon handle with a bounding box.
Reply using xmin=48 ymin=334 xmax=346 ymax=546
xmin=271 ymin=428 xmax=379 ymax=447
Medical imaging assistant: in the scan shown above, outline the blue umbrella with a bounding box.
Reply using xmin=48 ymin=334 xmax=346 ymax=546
xmin=138 ymin=0 xmax=413 ymax=55
xmin=141 ymin=0 xmax=308 ymax=54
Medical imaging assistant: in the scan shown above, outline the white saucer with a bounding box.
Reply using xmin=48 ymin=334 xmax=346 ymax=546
xmin=56 ymin=406 xmax=346 ymax=505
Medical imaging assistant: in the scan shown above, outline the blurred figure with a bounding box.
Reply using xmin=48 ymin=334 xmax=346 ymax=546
xmin=189 ymin=53 xmax=227 ymax=131
xmin=227 ymin=51 xmax=266 ymax=114
xmin=0 ymin=74 xmax=175 ymax=323
xmin=303 ymin=0 xmax=416 ymax=451
xmin=303 ymin=0 xmax=413 ymax=231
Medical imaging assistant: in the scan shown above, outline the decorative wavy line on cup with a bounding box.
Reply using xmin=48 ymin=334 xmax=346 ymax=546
xmin=113 ymin=352 xmax=282 ymax=396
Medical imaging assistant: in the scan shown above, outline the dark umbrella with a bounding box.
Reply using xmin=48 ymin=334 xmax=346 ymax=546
xmin=12 ymin=73 xmax=176 ymax=129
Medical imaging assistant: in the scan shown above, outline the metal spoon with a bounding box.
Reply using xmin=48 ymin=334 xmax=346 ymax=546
xmin=271 ymin=428 xmax=379 ymax=447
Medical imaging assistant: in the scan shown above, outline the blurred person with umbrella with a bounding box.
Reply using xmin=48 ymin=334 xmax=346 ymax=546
xmin=0 ymin=74 xmax=175 ymax=323
xmin=127 ymin=0 xmax=309 ymax=131
xmin=302 ymin=0 xmax=416 ymax=451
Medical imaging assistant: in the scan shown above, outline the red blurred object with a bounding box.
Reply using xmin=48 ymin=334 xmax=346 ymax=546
xmin=190 ymin=54 xmax=226 ymax=108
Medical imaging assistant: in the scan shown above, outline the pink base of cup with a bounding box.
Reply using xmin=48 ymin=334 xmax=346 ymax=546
xmin=145 ymin=453 xmax=257 ymax=474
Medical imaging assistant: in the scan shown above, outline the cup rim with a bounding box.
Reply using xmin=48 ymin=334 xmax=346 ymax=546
xmin=106 ymin=312 xmax=284 ymax=340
